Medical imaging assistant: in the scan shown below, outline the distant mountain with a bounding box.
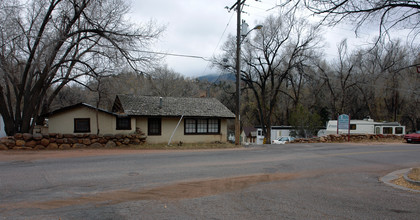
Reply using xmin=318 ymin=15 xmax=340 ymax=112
xmin=197 ymin=73 xmax=235 ymax=83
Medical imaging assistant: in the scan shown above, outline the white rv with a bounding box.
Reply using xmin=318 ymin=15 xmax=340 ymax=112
xmin=318 ymin=118 xmax=405 ymax=136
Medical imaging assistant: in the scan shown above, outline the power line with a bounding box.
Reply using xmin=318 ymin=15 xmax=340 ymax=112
xmin=94 ymin=44 xmax=212 ymax=61
xmin=137 ymin=50 xmax=211 ymax=61
xmin=200 ymin=10 xmax=236 ymax=79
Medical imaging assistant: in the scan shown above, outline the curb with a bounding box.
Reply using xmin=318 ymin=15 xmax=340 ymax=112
xmin=403 ymin=168 xmax=420 ymax=186
xmin=380 ymin=168 xmax=420 ymax=193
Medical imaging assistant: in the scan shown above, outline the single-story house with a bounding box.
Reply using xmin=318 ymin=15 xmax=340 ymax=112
xmin=47 ymin=103 xmax=120 ymax=135
xmin=241 ymin=127 xmax=257 ymax=144
xmin=47 ymin=95 xmax=235 ymax=144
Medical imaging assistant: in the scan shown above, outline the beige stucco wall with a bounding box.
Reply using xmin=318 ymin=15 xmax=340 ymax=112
xmin=49 ymin=108 xmax=229 ymax=143
xmin=48 ymin=107 xmax=135 ymax=135
xmin=136 ymin=117 xmax=229 ymax=144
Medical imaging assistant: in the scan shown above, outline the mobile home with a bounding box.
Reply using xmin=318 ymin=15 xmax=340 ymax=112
xmin=318 ymin=118 xmax=405 ymax=136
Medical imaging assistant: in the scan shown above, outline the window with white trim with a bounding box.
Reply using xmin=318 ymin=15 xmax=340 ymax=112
xmin=383 ymin=127 xmax=393 ymax=134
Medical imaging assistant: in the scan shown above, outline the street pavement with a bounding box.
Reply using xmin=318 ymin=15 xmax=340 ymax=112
xmin=0 ymin=143 xmax=419 ymax=219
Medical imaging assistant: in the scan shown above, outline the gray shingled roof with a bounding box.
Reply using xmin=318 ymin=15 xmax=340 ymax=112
xmin=116 ymin=95 xmax=235 ymax=118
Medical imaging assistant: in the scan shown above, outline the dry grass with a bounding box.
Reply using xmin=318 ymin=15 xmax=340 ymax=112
xmin=408 ymin=168 xmax=420 ymax=181
xmin=392 ymin=176 xmax=420 ymax=191
xmin=391 ymin=168 xmax=420 ymax=192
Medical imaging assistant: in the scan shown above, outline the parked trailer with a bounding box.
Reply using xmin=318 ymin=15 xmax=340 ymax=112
xmin=317 ymin=118 xmax=405 ymax=137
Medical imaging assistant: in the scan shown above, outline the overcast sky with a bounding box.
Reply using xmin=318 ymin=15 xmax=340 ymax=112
xmin=128 ymin=0 xmax=376 ymax=77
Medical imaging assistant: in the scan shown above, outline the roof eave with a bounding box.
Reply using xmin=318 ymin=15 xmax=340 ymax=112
xmin=46 ymin=103 xmax=116 ymax=117
xmin=123 ymin=114 xmax=235 ymax=119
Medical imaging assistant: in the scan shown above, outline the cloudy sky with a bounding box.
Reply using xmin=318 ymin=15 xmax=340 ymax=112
xmin=128 ymin=0 xmax=375 ymax=77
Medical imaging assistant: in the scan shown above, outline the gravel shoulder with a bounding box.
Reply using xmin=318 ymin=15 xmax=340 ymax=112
xmin=0 ymin=147 xmax=244 ymax=162
xmin=0 ymin=140 xmax=412 ymax=162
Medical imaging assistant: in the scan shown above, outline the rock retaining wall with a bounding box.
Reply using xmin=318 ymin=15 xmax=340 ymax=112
xmin=0 ymin=133 xmax=147 ymax=150
xmin=292 ymin=134 xmax=404 ymax=143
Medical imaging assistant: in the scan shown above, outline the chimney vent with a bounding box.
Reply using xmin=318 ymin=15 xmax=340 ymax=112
xmin=159 ymin=97 xmax=163 ymax=109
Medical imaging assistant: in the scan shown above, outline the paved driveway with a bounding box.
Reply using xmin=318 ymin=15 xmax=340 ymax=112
xmin=0 ymin=143 xmax=419 ymax=219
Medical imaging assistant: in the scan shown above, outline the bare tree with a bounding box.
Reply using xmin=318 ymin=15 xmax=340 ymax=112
xmin=216 ymin=12 xmax=321 ymax=143
xmin=0 ymin=0 xmax=163 ymax=135
xmin=315 ymin=39 xmax=364 ymax=118
xmin=312 ymin=38 xmax=419 ymax=125
xmin=299 ymin=0 xmax=420 ymax=41
xmin=354 ymin=40 xmax=418 ymax=123
xmin=148 ymin=65 xmax=200 ymax=97
xmin=402 ymin=56 xmax=420 ymax=131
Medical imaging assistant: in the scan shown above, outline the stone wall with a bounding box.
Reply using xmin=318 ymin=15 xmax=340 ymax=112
xmin=0 ymin=133 xmax=146 ymax=150
xmin=292 ymin=134 xmax=404 ymax=143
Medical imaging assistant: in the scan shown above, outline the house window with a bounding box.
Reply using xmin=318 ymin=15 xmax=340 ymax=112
xmin=383 ymin=127 xmax=393 ymax=134
xmin=185 ymin=118 xmax=220 ymax=134
xmin=197 ymin=119 xmax=208 ymax=133
xmin=208 ymin=119 xmax=219 ymax=133
xmin=148 ymin=118 xmax=161 ymax=135
xmin=116 ymin=117 xmax=131 ymax=130
xmin=395 ymin=127 xmax=403 ymax=134
xmin=350 ymin=124 xmax=356 ymax=130
xmin=185 ymin=119 xmax=196 ymax=134
xmin=74 ymin=118 xmax=90 ymax=133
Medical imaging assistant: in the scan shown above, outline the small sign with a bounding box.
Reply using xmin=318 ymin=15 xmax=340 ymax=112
xmin=338 ymin=114 xmax=350 ymax=130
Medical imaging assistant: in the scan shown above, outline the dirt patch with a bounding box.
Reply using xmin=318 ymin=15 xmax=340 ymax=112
xmin=133 ymin=143 xmax=240 ymax=150
xmin=0 ymin=147 xmax=242 ymax=162
xmin=0 ymin=149 xmax=148 ymax=162
xmin=408 ymin=168 xmax=420 ymax=181
xmin=345 ymin=141 xmax=405 ymax=146
xmin=0 ymin=173 xmax=299 ymax=210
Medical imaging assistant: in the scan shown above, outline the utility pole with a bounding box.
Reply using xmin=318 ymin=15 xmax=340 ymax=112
xmin=227 ymin=0 xmax=243 ymax=145
xmin=229 ymin=0 xmax=261 ymax=145
xmin=235 ymin=0 xmax=242 ymax=145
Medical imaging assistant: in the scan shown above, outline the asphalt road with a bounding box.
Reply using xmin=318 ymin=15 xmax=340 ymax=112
xmin=1 ymin=143 xmax=419 ymax=219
